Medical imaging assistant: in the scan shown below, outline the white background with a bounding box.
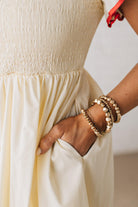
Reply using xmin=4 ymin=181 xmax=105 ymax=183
xmin=84 ymin=16 xmax=138 ymax=155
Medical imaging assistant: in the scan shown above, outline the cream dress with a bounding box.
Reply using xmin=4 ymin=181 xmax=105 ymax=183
xmin=0 ymin=0 xmax=125 ymax=207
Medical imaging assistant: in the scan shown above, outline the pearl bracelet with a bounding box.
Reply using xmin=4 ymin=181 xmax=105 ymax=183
xmin=99 ymin=98 xmax=114 ymax=124
xmin=91 ymin=98 xmax=113 ymax=133
xmin=81 ymin=108 xmax=104 ymax=138
xmin=99 ymin=95 xmax=121 ymax=123
xmin=81 ymin=95 xmax=121 ymax=137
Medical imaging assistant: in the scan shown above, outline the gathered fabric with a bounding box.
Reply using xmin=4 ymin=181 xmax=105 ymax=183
xmin=0 ymin=69 xmax=113 ymax=207
xmin=0 ymin=69 xmax=114 ymax=207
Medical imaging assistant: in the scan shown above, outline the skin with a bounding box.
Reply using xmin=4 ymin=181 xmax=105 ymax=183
xmin=36 ymin=0 xmax=138 ymax=157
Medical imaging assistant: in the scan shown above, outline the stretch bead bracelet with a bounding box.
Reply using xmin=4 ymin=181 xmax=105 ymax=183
xmin=81 ymin=109 xmax=104 ymax=137
xmin=91 ymin=98 xmax=113 ymax=133
xmin=99 ymin=98 xmax=114 ymax=124
xmin=99 ymin=95 xmax=121 ymax=123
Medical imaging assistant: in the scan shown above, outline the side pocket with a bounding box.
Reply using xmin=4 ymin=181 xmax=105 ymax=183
xmin=50 ymin=138 xmax=89 ymax=207
xmin=82 ymin=136 xmax=100 ymax=159
xmin=56 ymin=138 xmax=83 ymax=161
xmin=56 ymin=137 xmax=99 ymax=160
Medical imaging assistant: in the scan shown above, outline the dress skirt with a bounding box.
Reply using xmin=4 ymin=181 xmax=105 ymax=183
xmin=0 ymin=67 xmax=114 ymax=207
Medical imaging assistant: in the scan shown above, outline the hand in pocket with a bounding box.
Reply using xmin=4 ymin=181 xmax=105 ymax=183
xmin=36 ymin=112 xmax=98 ymax=157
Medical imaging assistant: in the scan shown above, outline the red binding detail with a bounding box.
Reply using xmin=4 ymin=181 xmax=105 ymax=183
xmin=107 ymin=0 xmax=125 ymax=28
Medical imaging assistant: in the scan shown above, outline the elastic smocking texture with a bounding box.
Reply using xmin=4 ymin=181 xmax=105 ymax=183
xmin=0 ymin=54 xmax=86 ymax=75
xmin=0 ymin=0 xmax=104 ymax=75
xmin=0 ymin=67 xmax=84 ymax=79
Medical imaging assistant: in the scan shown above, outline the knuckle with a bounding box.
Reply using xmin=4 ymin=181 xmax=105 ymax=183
xmin=46 ymin=136 xmax=53 ymax=146
xmin=40 ymin=136 xmax=54 ymax=152
xmin=39 ymin=122 xmax=64 ymax=153
xmin=53 ymin=124 xmax=60 ymax=132
xmin=40 ymin=138 xmax=47 ymax=149
xmin=53 ymin=124 xmax=62 ymax=135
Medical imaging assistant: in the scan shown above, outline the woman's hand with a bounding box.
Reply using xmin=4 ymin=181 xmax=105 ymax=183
xmin=36 ymin=112 xmax=98 ymax=157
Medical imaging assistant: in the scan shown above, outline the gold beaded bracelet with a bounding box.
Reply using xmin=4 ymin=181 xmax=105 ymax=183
xmin=81 ymin=95 xmax=121 ymax=138
xmin=81 ymin=108 xmax=104 ymax=138
xmin=91 ymin=98 xmax=113 ymax=133
xmin=99 ymin=95 xmax=121 ymax=123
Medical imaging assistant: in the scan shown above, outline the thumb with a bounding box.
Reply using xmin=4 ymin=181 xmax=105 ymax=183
xmin=36 ymin=124 xmax=64 ymax=156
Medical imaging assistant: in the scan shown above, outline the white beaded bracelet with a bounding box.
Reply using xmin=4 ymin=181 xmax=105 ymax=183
xmin=99 ymin=95 xmax=121 ymax=123
xmin=91 ymin=98 xmax=114 ymax=133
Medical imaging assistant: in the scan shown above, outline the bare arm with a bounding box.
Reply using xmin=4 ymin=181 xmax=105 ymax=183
xmin=120 ymin=0 xmax=138 ymax=35
xmin=87 ymin=64 xmax=138 ymax=132
xmin=87 ymin=0 xmax=138 ymax=131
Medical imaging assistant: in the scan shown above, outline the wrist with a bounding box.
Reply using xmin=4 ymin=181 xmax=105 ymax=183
xmin=76 ymin=112 xmax=97 ymax=139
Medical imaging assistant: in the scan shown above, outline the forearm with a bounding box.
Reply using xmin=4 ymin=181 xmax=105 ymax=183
xmin=87 ymin=63 xmax=138 ymax=132
xmin=107 ymin=63 xmax=138 ymax=115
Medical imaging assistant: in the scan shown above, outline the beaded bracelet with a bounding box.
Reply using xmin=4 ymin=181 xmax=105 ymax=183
xmin=91 ymin=98 xmax=113 ymax=133
xmin=99 ymin=98 xmax=114 ymax=123
xmin=99 ymin=95 xmax=121 ymax=123
xmin=81 ymin=95 xmax=121 ymax=137
xmin=81 ymin=108 xmax=104 ymax=137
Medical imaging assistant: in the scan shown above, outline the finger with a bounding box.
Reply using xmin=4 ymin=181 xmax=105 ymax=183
xmin=36 ymin=124 xmax=64 ymax=156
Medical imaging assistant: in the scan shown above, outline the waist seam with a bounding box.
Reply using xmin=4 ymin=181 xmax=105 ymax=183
xmin=0 ymin=67 xmax=84 ymax=77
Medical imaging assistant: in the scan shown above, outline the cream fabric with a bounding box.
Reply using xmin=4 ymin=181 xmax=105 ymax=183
xmin=0 ymin=1 xmax=114 ymax=207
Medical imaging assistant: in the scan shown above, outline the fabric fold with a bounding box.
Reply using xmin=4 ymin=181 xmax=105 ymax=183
xmin=0 ymin=68 xmax=114 ymax=207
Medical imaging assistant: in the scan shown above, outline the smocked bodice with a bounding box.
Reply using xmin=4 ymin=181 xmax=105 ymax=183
xmin=0 ymin=0 xmax=104 ymax=74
